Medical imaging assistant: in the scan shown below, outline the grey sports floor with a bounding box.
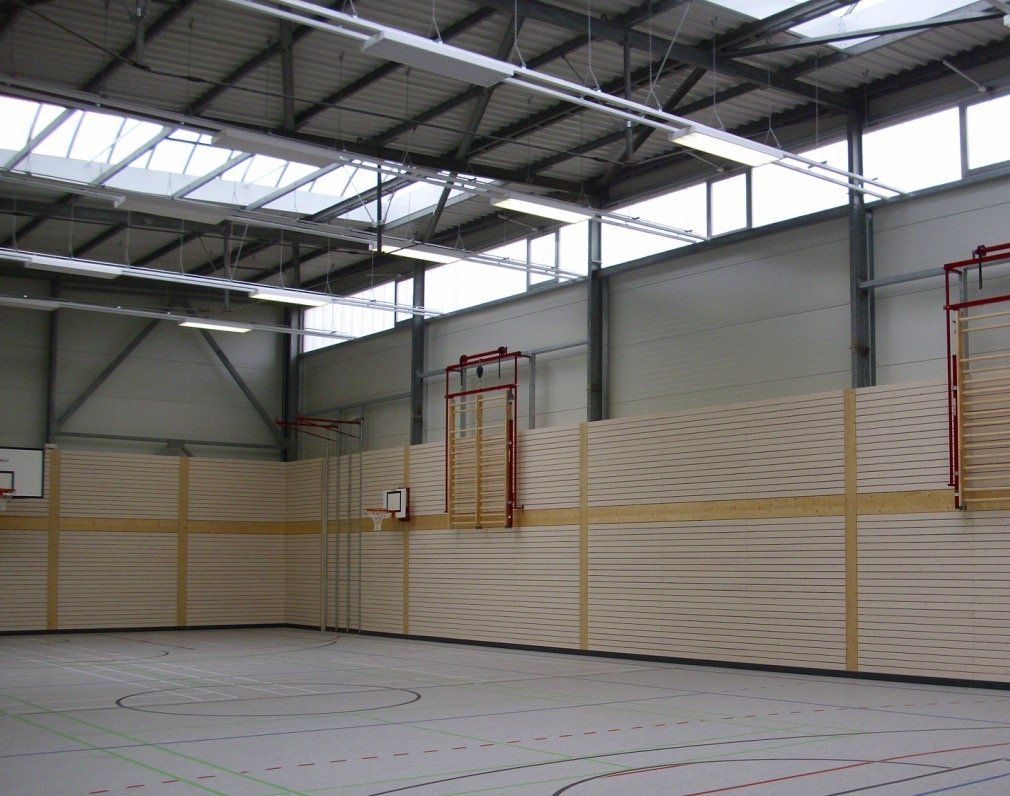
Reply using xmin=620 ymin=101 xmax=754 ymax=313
xmin=2 ymin=628 xmax=1010 ymax=795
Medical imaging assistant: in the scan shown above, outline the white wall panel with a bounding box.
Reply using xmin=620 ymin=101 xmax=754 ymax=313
xmin=609 ymin=219 xmax=850 ymax=416
xmin=874 ymin=174 xmax=1010 ymax=384
xmin=0 ymin=278 xmax=50 ymax=448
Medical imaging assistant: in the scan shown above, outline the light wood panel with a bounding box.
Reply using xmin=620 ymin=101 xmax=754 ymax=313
xmin=519 ymin=425 xmax=581 ymax=510
xmin=588 ymin=392 xmax=845 ymax=506
xmin=409 ymin=527 xmax=580 ymax=647
xmin=285 ymin=531 xmax=321 ymax=626
xmin=589 ymin=518 xmax=846 ymax=668
xmin=360 ymin=531 xmax=404 ymax=634
xmin=856 ymin=380 xmax=949 ymax=493
xmin=859 ymin=511 xmax=1010 ymax=682
xmin=408 ymin=442 xmax=445 ymax=515
xmin=186 ymin=534 xmax=284 ymax=625
xmin=58 ymin=532 xmax=176 ymax=628
xmin=60 ymin=451 xmax=178 ymax=518
xmin=189 ymin=458 xmax=285 ymax=522
xmin=0 ymin=531 xmax=47 ymax=630
xmin=286 ymin=459 xmax=322 ymax=523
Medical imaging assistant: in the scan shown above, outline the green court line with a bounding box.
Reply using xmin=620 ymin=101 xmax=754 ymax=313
xmin=0 ymin=689 xmax=309 ymax=796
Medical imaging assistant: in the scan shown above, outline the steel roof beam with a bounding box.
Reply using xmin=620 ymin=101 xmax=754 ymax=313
xmin=472 ymin=0 xmax=854 ymax=111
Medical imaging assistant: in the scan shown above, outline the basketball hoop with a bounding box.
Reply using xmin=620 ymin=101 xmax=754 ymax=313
xmin=0 ymin=488 xmax=14 ymax=512
xmin=365 ymin=508 xmax=396 ymax=532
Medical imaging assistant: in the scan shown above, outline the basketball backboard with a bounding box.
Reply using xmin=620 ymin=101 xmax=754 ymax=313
xmin=384 ymin=488 xmax=409 ymax=520
xmin=0 ymin=447 xmax=45 ymax=499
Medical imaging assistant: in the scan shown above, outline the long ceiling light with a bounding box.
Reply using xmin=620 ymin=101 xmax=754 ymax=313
xmin=375 ymin=242 xmax=460 ymax=264
xmin=668 ymin=128 xmax=783 ymax=168
xmin=23 ymin=254 xmax=124 ymax=279
xmin=360 ymin=29 xmax=515 ymax=87
xmin=178 ymin=319 xmax=252 ymax=333
xmin=490 ymin=193 xmax=595 ymax=224
xmin=249 ymin=287 xmax=330 ymax=307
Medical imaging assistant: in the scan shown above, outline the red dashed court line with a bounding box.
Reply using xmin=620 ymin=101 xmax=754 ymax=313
xmin=97 ymin=696 xmax=981 ymax=790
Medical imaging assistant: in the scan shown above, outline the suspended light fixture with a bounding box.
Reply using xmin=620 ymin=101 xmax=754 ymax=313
xmin=668 ymin=128 xmax=782 ymax=168
xmin=22 ymin=254 xmax=124 ymax=279
xmin=375 ymin=242 xmax=460 ymax=264
xmin=178 ymin=319 xmax=252 ymax=333
xmin=249 ymin=288 xmax=330 ymax=307
xmin=360 ymin=29 xmax=515 ymax=87
xmin=490 ymin=192 xmax=595 ymax=224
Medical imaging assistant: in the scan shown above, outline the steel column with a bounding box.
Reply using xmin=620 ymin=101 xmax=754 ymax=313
xmin=410 ymin=264 xmax=426 ymax=445
xmin=848 ymin=113 xmax=874 ymax=388
xmin=587 ymin=218 xmax=606 ymax=422
xmin=44 ymin=281 xmax=59 ymax=444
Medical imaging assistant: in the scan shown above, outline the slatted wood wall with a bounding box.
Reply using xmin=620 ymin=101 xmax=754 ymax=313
xmin=5 ymin=379 xmax=1010 ymax=689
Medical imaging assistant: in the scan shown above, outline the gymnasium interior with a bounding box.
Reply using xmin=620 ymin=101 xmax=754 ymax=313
xmin=3 ymin=1 xmax=1010 ymax=793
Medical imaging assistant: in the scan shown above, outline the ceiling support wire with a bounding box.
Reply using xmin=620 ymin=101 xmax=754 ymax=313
xmin=585 ymin=0 xmax=601 ymax=91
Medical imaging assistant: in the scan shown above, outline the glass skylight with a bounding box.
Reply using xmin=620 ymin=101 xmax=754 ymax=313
xmin=709 ymin=0 xmax=979 ymax=50
xmin=791 ymin=0 xmax=978 ymax=49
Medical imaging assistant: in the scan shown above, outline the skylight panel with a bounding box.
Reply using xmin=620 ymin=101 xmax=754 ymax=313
xmin=704 ymin=1 xmax=804 ymax=19
xmin=32 ymin=110 xmax=82 ymax=157
xmin=792 ymin=0 xmax=978 ymax=49
xmin=182 ymin=138 xmax=234 ymax=176
xmin=109 ymin=119 xmax=164 ymax=163
xmin=0 ymin=97 xmax=45 ymax=151
xmin=147 ymin=137 xmax=198 ymax=173
xmin=239 ymin=154 xmax=289 ymax=186
xmin=69 ymin=112 xmax=126 ymax=163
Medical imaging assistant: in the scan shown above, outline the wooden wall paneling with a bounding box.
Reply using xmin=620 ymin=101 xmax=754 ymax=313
xmin=360 ymin=530 xmax=404 ymax=634
xmin=589 ymin=518 xmax=847 ymax=669
xmin=186 ymin=534 xmax=285 ymax=625
xmin=518 ymin=425 xmax=581 ymax=510
xmin=188 ymin=458 xmax=285 ymax=523
xmin=285 ymin=531 xmax=321 ymax=627
xmin=0 ymin=531 xmax=48 ymax=630
xmin=587 ymin=392 xmax=846 ymax=506
xmin=402 ymin=446 xmax=410 ymax=635
xmin=859 ymin=512 xmax=1010 ymax=683
xmin=58 ymin=532 xmax=176 ymax=628
xmin=60 ymin=451 xmax=179 ymax=519
xmin=856 ymin=380 xmax=949 ymax=493
xmin=408 ymin=442 xmax=446 ymax=517
xmin=408 ymin=527 xmax=580 ymax=648
xmin=362 ymin=448 xmax=406 ymax=510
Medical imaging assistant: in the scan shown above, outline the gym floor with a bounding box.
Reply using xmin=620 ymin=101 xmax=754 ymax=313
xmin=2 ymin=628 xmax=1010 ymax=795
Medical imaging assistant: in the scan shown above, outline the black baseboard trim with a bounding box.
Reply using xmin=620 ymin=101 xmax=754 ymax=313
xmin=5 ymin=622 xmax=1009 ymax=693
xmin=0 ymin=623 xmax=289 ymax=637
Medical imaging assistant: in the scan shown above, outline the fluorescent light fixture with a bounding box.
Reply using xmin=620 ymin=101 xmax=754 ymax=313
xmin=668 ymin=128 xmax=782 ymax=167
xmin=179 ymin=319 xmax=252 ymax=333
xmin=250 ymin=288 xmax=330 ymax=307
xmin=212 ymin=128 xmax=337 ymax=167
xmin=24 ymin=255 xmax=124 ymax=279
xmin=375 ymin=242 xmax=460 ymax=264
xmin=490 ymin=193 xmax=594 ymax=224
xmin=118 ymin=195 xmax=232 ymax=225
xmin=361 ymin=29 xmax=515 ymax=87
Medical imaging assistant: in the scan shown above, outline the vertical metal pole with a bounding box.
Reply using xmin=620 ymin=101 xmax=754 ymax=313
xmin=345 ymin=436 xmax=352 ymax=631
xmin=335 ymin=432 xmax=343 ymax=630
xmin=357 ymin=424 xmax=363 ymax=632
xmin=279 ymin=20 xmax=296 ymax=133
xmin=587 ymin=217 xmax=606 ymax=421
xmin=623 ymin=36 xmax=634 ymax=160
xmin=282 ymin=242 xmax=301 ymax=461
xmin=528 ymin=352 xmax=536 ymax=430
xmin=847 ymin=113 xmax=873 ymax=388
xmin=319 ymin=440 xmax=328 ymax=632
